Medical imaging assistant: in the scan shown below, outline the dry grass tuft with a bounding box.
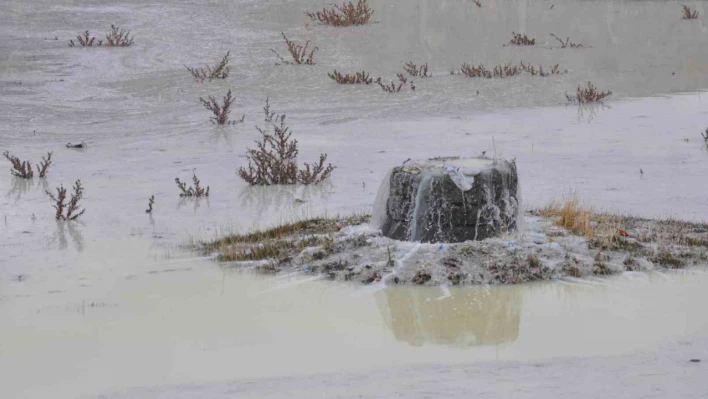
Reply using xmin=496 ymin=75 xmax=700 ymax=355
xmin=550 ymin=33 xmax=585 ymax=48
xmin=176 ymin=173 xmax=210 ymax=197
xmin=199 ymin=89 xmax=244 ymax=125
xmin=566 ymin=82 xmax=612 ymax=103
xmin=46 ymin=180 xmax=85 ymax=221
xmin=105 ymin=25 xmax=133 ymax=47
xmin=328 ymin=70 xmax=377 ymax=84
xmin=539 ymin=197 xmax=594 ymax=237
xmin=271 ymin=32 xmax=317 ymax=65
xmin=238 ymin=100 xmax=335 ymax=186
xmin=69 ymin=30 xmax=101 ymax=47
xmin=682 ymin=5 xmax=699 ymax=19
xmin=508 ymin=32 xmax=535 ymax=46
xmin=3 ymin=151 xmax=52 ymax=179
xmin=403 ymin=61 xmax=431 ymax=78
xmin=186 ymin=52 xmax=230 ymax=82
xmin=306 ymin=0 xmax=374 ymax=27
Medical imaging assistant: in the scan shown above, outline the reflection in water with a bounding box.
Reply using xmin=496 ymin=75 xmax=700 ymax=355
xmin=176 ymin=196 xmax=211 ymax=212
xmin=51 ymin=220 xmax=84 ymax=252
xmin=239 ymin=181 xmax=333 ymax=220
xmin=6 ymin=177 xmax=48 ymax=201
xmin=576 ymin=103 xmax=612 ymax=123
xmin=376 ymin=285 xmax=521 ymax=348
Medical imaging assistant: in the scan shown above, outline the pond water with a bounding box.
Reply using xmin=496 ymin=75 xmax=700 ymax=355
xmin=1 ymin=0 xmax=708 ymax=397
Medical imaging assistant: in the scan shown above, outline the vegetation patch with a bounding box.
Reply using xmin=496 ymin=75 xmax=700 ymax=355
xmin=3 ymin=151 xmax=52 ymax=179
xmin=186 ymin=52 xmax=230 ymax=82
xmin=46 ymin=180 xmax=85 ymax=221
xmin=328 ymin=70 xmax=377 ymax=84
xmin=550 ymin=33 xmax=586 ymax=48
xmin=199 ymin=89 xmax=244 ymax=125
xmin=565 ymin=82 xmax=612 ymax=103
xmin=175 ymin=173 xmax=210 ymax=197
xmin=306 ymin=0 xmax=374 ymax=27
xmin=508 ymin=32 xmax=535 ymax=46
xmin=271 ymin=32 xmax=317 ymax=65
xmin=682 ymin=5 xmax=699 ymax=19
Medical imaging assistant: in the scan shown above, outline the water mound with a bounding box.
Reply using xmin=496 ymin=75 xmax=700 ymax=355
xmin=372 ymin=157 xmax=519 ymax=243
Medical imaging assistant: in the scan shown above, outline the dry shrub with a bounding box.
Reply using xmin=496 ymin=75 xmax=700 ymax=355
xmin=186 ymin=52 xmax=230 ymax=82
xmin=566 ymin=82 xmax=612 ymax=103
xmin=404 ymin=61 xmax=431 ymax=78
xmin=550 ymin=33 xmax=585 ymax=48
xmin=508 ymin=32 xmax=535 ymax=46
xmin=459 ymin=62 xmax=564 ymax=78
xmin=199 ymin=89 xmax=244 ymax=124
xmin=701 ymin=127 xmax=708 ymax=145
xmin=328 ymin=70 xmax=377 ymax=84
xmin=520 ymin=61 xmax=566 ymax=77
xmin=176 ymin=173 xmax=210 ymax=197
xmin=306 ymin=0 xmax=374 ymax=27
xmin=472 ymin=0 xmax=482 ymax=7
xmin=105 ymin=25 xmax=133 ymax=47
xmin=69 ymin=30 xmax=101 ymax=47
xmin=378 ymin=73 xmax=413 ymax=93
xmin=682 ymin=5 xmax=699 ymax=19
xmin=271 ymin=32 xmax=317 ymax=65
xmin=3 ymin=151 xmax=52 ymax=178
xmin=46 ymin=180 xmax=85 ymax=221
xmin=238 ymin=101 xmax=335 ymax=186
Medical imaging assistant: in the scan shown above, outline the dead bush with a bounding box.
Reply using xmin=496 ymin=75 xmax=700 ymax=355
xmin=550 ymin=33 xmax=585 ymax=48
xmin=682 ymin=5 xmax=699 ymax=19
xmin=186 ymin=52 xmax=230 ymax=82
xmin=176 ymin=173 xmax=210 ymax=197
xmin=145 ymin=195 xmax=154 ymax=214
xmin=566 ymin=82 xmax=612 ymax=103
xmin=271 ymin=32 xmax=317 ymax=65
xmin=701 ymin=127 xmax=708 ymax=145
xmin=46 ymin=180 xmax=85 ymax=221
xmin=238 ymin=102 xmax=335 ymax=186
xmin=403 ymin=61 xmax=431 ymax=78
xmin=306 ymin=0 xmax=374 ymax=27
xmin=199 ymin=89 xmax=244 ymax=124
xmin=3 ymin=151 xmax=52 ymax=179
xmin=69 ymin=30 xmax=101 ymax=47
xmin=520 ymin=61 xmax=566 ymax=77
xmin=105 ymin=25 xmax=133 ymax=47
xmin=328 ymin=70 xmax=377 ymax=84
xmin=508 ymin=32 xmax=535 ymax=46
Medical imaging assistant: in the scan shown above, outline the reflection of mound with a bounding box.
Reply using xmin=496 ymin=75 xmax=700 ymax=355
xmin=376 ymin=286 xmax=521 ymax=348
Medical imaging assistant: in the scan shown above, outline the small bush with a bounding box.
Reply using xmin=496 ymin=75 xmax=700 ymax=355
xmin=520 ymin=61 xmax=566 ymax=77
xmin=69 ymin=30 xmax=101 ymax=47
xmin=550 ymin=33 xmax=585 ymax=48
xmin=271 ymin=32 xmax=317 ymax=65
xmin=306 ymin=0 xmax=374 ymax=27
xmin=186 ymin=52 xmax=230 ymax=82
xmin=328 ymin=70 xmax=377 ymax=84
xmin=403 ymin=61 xmax=431 ymax=78
xmin=176 ymin=173 xmax=210 ymax=197
xmin=682 ymin=5 xmax=699 ymax=19
xmin=459 ymin=62 xmax=564 ymax=78
xmin=46 ymin=180 xmax=85 ymax=221
xmin=105 ymin=25 xmax=133 ymax=47
xmin=3 ymin=151 xmax=52 ymax=179
xmin=199 ymin=89 xmax=244 ymax=125
xmin=238 ymin=102 xmax=335 ymax=186
xmin=378 ymin=73 xmax=412 ymax=93
xmin=566 ymin=82 xmax=612 ymax=103
xmin=508 ymin=32 xmax=535 ymax=46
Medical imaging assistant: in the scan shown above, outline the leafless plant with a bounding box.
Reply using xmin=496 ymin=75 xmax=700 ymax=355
xmin=46 ymin=180 xmax=85 ymax=221
xmin=682 ymin=5 xmax=699 ymax=19
xmin=145 ymin=195 xmax=155 ymax=214
xmin=550 ymin=33 xmax=585 ymax=48
xmin=105 ymin=25 xmax=133 ymax=47
xmin=701 ymin=127 xmax=708 ymax=145
xmin=520 ymin=61 xmax=567 ymax=77
xmin=36 ymin=152 xmax=52 ymax=178
xmin=492 ymin=63 xmax=522 ymax=78
xmin=472 ymin=0 xmax=482 ymax=7
xmin=271 ymin=32 xmax=317 ymax=65
xmin=3 ymin=151 xmax=52 ymax=178
xmin=69 ymin=30 xmax=102 ymax=47
xmin=199 ymin=89 xmax=243 ymax=124
xmin=508 ymin=32 xmax=535 ymax=46
xmin=566 ymin=82 xmax=612 ymax=103
xmin=238 ymin=102 xmax=335 ymax=185
xmin=460 ymin=63 xmax=492 ymax=78
xmin=378 ymin=80 xmax=404 ymax=93
xmin=186 ymin=52 xmax=230 ymax=82
xmin=306 ymin=0 xmax=374 ymax=27
xmin=4 ymin=151 xmax=33 ymax=179
xmin=403 ymin=61 xmax=431 ymax=78
xmin=264 ymin=97 xmax=277 ymax=122
xmin=176 ymin=173 xmax=210 ymax=197
xmin=328 ymin=70 xmax=377 ymax=84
